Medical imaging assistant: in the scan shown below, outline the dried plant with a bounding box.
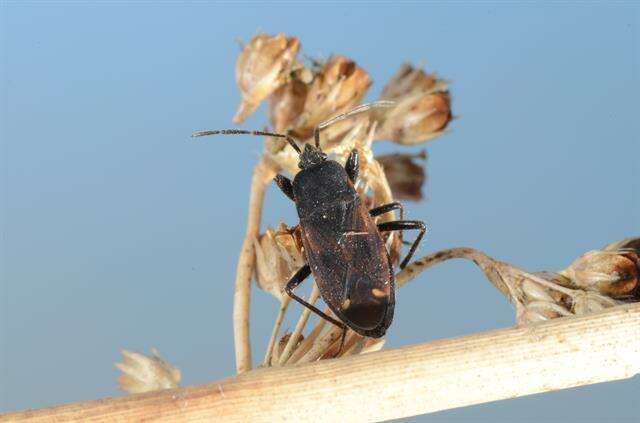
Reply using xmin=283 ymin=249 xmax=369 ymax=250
xmin=377 ymin=151 xmax=428 ymax=201
xmin=395 ymin=238 xmax=639 ymax=326
xmin=220 ymin=34 xmax=453 ymax=372
xmin=233 ymin=33 xmax=300 ymax=123
xmin=115 ymin=349 xmax=181 ymax=394
xmin=114 ymin=32 xmax=637 ymax=394
xmin=375 ymin=63 xmax=452 ymax=144
xmin=195 ymin=32 xmax=637 ymax=373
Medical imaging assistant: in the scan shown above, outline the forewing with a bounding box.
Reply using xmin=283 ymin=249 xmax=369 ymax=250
xmin=301 ymin=197 xmax=393 ymax=331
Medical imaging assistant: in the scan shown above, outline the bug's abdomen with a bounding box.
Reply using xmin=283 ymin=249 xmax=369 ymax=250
xmin=299 ymin=194 xmax=394 ymax=335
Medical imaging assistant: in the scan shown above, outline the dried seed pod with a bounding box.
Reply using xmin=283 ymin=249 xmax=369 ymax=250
xmin=376 ymin=151 xmax=427 ymax=201
xmin=293 ymin=55 xmax=371 ymax=139
xmin=380 ymin=63 xmax=439 ymax=100
xmin=269 ymin=77 xmax=308 ymax=133
xmin=234 ymin=33 xmax=300 ymax=123
xmin=516 ymin=273 xmax=574 ymax=325
xmin=562 ymin=249 xmax=639 ymax=299
xmin=603 ymin=237 xmax=640 ymax=253
xmin=521 ymin=278 xmax=556 ymax=303
xmin=115 ymin=349 xmax=181 ymax=394
xmin=376 ymin=92 xmax=451 ymax=145
xmin=375 ymin=63 xmax=451 ymax=145
xmin=254 ymin=223 xmax=305 ymax=299
xmin=572 ymin=291 xmax=619 ymax=315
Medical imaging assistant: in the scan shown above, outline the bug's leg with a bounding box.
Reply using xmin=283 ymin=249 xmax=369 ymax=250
xmin=370 ymin=202 xmax=405 ymax=246
xmin=377 ymin=220 xmax=427 ymax=269
xmin=285 ymin=265 xmax=348 ymax=332
xmin=369 ymin=201 xmax=404 ymax=221
xmin=345 ymin=149 xmax=359 ymax=184
xmin=274 ymin=174 xmax=295 ymax=201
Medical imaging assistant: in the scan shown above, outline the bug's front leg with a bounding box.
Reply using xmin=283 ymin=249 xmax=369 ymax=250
xmin=345 ymin=149 xmax=359 ymax=184
xmin=274 ymin=174 xmax=295 ymax=201
xmin=377 ymin=220 xmax=427 ymax=269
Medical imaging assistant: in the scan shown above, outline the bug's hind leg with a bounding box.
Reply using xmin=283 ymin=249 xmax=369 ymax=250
xmin=274 ymin=174 xmax=295 ymax=201
xmin=377 ymin=220 xmax=427 ymax=269
xmin=285 ymin=265 xmax=347 ymax=333
xmin=345 ymin=149 xmax=359 ymax=184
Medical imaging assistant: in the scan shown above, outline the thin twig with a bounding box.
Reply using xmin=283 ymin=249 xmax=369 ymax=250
xmin=298 ymin=325 xmax=343 ymax=364
xmin=396 ymin=247 xmax=511 ymax=297
xmin=286 ymin=310 xmax=328 ymax=364
xmin=262 ymin=296 xmax=291 ymax=366
xmin=277 ymin=284 xmax=320 ymax=365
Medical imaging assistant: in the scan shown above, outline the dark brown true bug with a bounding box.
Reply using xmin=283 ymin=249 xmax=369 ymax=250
xmin=193 ymin=103 xmax=426 ymax=343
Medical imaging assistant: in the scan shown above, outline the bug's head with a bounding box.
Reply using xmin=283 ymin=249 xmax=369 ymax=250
xmin=298 ymin=143 xmax=327 ymax=169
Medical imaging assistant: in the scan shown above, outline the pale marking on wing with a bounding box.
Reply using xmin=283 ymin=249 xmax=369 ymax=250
xmin=338 ymin=230 xmax=369 ymax=245
xmin=371 ymin=288 xmax=386 ymax=298
xmin=341 ymin=298 xmax=351 ymax=310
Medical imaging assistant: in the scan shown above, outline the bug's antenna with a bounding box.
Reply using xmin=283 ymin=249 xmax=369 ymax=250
xmin=313 ymin=100 xmax=396 ymax=148
xmin=192 ymin=129 xmax=302 ymax=154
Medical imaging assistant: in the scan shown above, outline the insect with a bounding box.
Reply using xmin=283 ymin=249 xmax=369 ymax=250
xmin=193 ymin=103 xmax=426 ymax=344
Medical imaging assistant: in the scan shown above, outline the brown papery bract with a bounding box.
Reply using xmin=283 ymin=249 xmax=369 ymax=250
xmin=377 ymin=91 xmax=452 ymax=145
xmin=374 ymin=63 xmax=452 ymax=145
xmin=268 ymin=78 xmax=308 ymax=133
xmin=291 ymin=55 xmax=371 ymax=140
xmin=380 ymin=63 xmax=439 ymax=100
xmin=562 ymin=249 xmax=639 ymax=300
xmin=377 ymin=151 xmax=427 ymax=201
xmin=254 ymin=223 xmax=304 ymax=300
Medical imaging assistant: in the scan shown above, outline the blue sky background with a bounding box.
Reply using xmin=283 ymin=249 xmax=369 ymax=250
xmin=1 ymin=2 xmax=638 ymax=421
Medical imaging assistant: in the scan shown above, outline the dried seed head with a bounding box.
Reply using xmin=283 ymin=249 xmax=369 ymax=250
xmin=115 ymin=348 xmax=181 ymax=394
xmin=603 ymin=237 xmax=640 ymax=253
xmin=562 ymin=249 xmax=639 ymax=299
xmin=376 ymin=92 xmax=451 ymax=145
xmin=571 ymin=291 xmax=619 ymax=315
xmin=521 ymin=278 xmax=556 ymax=303
xmin=376 ymin=151 xmax=427 ymax=201
xmin=269 ymin=77 xmax=308 ymax=133
xmin=380 ymin=63 xmax=439 ymax=99
xmin=375 ymin=63 xmax=451 ymax=145
xmin=293 ymin=55 xmax=371 ymax=139
xmin=516 ymin=272 xmax=573 ymax=325
xmin=254 ymin=223 xmax=305 ymax=299
xmin=234 ymin=33 xmax=301 ymax=123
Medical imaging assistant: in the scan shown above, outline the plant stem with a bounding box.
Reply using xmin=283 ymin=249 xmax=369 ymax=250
xmin=233 ymin=158 xmax=276 ymax=374
xmin=12 ymin=303 xmax=639 ymax=422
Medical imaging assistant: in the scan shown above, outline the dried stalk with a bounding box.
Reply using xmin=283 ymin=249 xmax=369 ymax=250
xmin=233 ymin=158 xmax=276 ymax=373
xmin=13 ymin=303 xmax=640 ymax=422
xmin=396 ymin=247 xmax=511 ymax=295
xmin=277 ymin=284 xmax=320 ymax=365
xmin=262 ymin=295 xmax=290 ymax=366
xmin=286 ymin=309 xmax=327 ymax=363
